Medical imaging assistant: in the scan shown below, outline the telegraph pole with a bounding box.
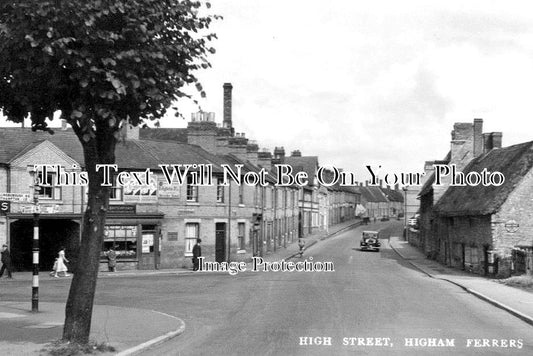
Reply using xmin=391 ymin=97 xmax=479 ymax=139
xmin=32 ymin=179 xmax=40 ymax=312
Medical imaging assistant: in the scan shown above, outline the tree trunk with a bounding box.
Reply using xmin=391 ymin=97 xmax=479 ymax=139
xmin=63 ymin=125 xmax=116 ymax=344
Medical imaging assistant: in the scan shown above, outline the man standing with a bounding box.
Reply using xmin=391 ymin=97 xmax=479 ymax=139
xmin=107 ymin=247 xmax=117 ymax=272
xmin=192 ymin=238 xmax=202 ymax=271
xmin=0 ymin=244 xmax=13 ymax=279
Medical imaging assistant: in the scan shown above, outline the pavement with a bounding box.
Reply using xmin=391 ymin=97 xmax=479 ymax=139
xmin=0 ymin=219 xmax=361 ymax=355
xmin=389 ymin=235 xmax=533 ymax=327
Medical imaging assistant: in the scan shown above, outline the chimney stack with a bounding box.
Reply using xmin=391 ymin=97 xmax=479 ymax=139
xmin=223 ymin=83 xmax=233 ymax=131
xmin=473 ymin=118 xmax=483 ymax=157
xmin=491 ymin=132 xmax=502 ymax=149
xmin=291 ymin=150 xmax=302 ymax=157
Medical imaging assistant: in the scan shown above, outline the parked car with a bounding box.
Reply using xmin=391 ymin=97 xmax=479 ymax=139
xmin=380 ymin=216 xmax=390 ymax=221
xmin=360 ymin=230 xmax=381 ymax=251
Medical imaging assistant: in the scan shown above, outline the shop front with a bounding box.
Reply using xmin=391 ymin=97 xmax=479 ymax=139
xmin=101 ymin=210 xmax=164 ymax=271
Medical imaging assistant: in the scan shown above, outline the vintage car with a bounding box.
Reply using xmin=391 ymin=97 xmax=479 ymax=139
xmin=360 ymin=230 xmax=381 ymax=251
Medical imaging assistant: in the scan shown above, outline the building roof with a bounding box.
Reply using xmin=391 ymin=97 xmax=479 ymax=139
xmin=283 ymin=156 xmax=319 ymax=187
xmin=139 ymin=127 xmax=188 ymax=143
xmin=380 ymin=187 xmax=404 ymax=202
xmin=0 ymin=128 xmax=85 ymax=164
xmin=434 ymin=141 xmax=533 ymax=216
xmin=358 ymin=186 xmax=389 ymax=203
xmin=0 ymin=127 xmax=231 ymax=173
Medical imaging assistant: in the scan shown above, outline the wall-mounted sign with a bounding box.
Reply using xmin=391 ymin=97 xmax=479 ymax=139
xmin=157 ymin=179 xmax=180 ymax=198
xmin=0 ymin=200 xmax=10 ymax=215
xmin=108 ymin=205 xmax=136 ymax=214
xmin=124 ymin=176 xmax=158 ymax=203
xmin=505 ymin=220 xmax=519 ymax=233
xmin=0 ymin=192 xmax=31 ymax=202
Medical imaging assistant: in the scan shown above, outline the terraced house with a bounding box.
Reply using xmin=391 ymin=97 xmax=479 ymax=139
xmin=0 ymin=83 xmax=360 ymax=272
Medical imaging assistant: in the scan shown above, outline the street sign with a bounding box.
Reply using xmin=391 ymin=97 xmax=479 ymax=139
xmin=0 ymin=192 xmax=31 ymax=202
xmin=0 ymin=200 xmax=10 ymax=215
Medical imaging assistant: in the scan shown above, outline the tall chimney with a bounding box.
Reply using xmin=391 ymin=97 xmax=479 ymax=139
xmin=223 ymin=83 xmax=233 ymax=131
xmin=473 ymin=118 xmax=483 ymax=157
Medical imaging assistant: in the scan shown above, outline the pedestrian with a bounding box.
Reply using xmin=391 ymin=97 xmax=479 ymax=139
xmin=106 ymin=247 xmax=117 ymax=272
xmin=192 ymin=238 xmax=202 ymax=271
xmin=0 ymin=244 xmax=13 ymax=279
xmin=49 ymin=258 xmax=58 ymax=276
xmin=53 ymin=247 xmax=70 ymax=278
xmin=298 ymin=238 xmax=305 ymax=258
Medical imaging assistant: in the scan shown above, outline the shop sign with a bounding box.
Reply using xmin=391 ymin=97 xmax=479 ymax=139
xmin=108 ymin=205 xmax=136 ymax=214
xmin=0 ymin=192 xmax=31 ymax=202
xmin=157 ymin=179 xmax=180 ymax=198
xmin=124 ymin=176 xmax=158 ymax=203
xmin=0 ymin=200 xmax=10 ymax=215
xmin=19 ymin=204 xmax=60 ymax=214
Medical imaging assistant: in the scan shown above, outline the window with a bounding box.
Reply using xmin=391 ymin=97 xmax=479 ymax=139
xmin=185 ymin=223 xmax=199 ymax=256
xmin=238 ymin=222 xmax=245 ymax=250
xmin=110 ymin=175 xmax=123 ymax=201
xmin=101 ymin=225 xmax=137 ymax=260
xmin=216 ymin=177 xmax=224 ymax=203
xmin=36 ymin=171 xmax=61 ymax=200
xmin=239 ymin=183 xmax=244 ymax=205
xmin=186 ymin=175 xmax=198 ymax=202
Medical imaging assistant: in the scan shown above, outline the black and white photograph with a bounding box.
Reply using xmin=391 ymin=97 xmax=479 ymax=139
xmin=1 ymin=0 xmax=533 ymax=355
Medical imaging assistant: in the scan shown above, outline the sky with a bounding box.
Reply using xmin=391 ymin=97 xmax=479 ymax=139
xmin=3 ymin=0 xmax=533 ymax=184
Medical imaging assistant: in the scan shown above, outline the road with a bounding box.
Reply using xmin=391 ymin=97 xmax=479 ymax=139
xmin=2 ymin=222 xmax=532 ymax=355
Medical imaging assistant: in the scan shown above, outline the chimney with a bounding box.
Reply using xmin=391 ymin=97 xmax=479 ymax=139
xmin=246 ymin=141 xmax=259 ymax=166
xmin=483 ymin=133 xmax=492 ymax=154
xmin=187 ymin=110 xmax=217 ymax=153
xmin=473 ymin=118 xmax=483 ymax=157
xmin=450 ymin=121 xmax=474 ymax=170
xmin=273 ymin=147 xmax=285 ymax=164
xmin=257 ymin=150 xmax=272 ymax=171
xmin=491 ymin=132 xmax=502 ymax=149
xmin=223 ymin=83 xmax=233 ymax=131
xmin=291 ymin=150 xmax=302 ymax=157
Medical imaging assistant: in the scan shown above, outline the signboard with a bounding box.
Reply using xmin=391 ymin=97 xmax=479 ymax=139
xmin=108 ymin=205 xmax=136 ymax=214
xmin=0 ymin=200 xmax=10 ymax=215
xmin=505 ymin=220 xmax=519 ymax=233
xmin=123 ymin=176 xmax=158 ymax=203
xmin=157 ymin=179 xmax=180 ymax=198
xmin=0 ymin=192 xmax=31 ymax=203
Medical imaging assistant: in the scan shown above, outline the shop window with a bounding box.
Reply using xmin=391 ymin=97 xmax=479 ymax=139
xmin=36 ymin=171 xmax=61 ymax=200
xmin=186 ymin=175 xmax=198 ymax=202
xmin=102 ymin=225 xmax=137 ymax=260
xmin=185 ymin=223 xmax=199 ymax=256
xmin=238 ymin=222 xmax=245 ymax=250
xmin=216 ymin=177 xmax=224 ymax=203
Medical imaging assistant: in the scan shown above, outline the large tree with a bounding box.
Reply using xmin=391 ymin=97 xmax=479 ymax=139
xmin=0 ymin=0 xmax=218 ymax=344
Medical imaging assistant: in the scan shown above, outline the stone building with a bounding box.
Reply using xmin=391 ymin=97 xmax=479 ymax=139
xmin=432 ymin=140 xmax=533 ymax=277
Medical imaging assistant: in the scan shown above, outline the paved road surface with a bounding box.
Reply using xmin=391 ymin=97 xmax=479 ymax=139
xmin=1 ymin=222 xmax=532 ymax=355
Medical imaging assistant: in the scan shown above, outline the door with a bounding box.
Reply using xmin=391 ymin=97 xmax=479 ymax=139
xmin=215 ymin=223 xmax=226 ymax=263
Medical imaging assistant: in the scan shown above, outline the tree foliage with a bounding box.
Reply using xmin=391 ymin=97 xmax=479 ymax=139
xmin=0 ymin=0 xmax=218 ymax=134
xmin=0 ymin=0 xmax=219 ymax=344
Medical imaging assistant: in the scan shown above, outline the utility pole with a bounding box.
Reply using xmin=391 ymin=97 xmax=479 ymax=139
xmin=32 ymin=178 xmax=40 ymax=312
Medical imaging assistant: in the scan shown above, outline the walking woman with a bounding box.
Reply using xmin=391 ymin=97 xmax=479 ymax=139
xmin=53 ymin=247 xmax=70 ymax=278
